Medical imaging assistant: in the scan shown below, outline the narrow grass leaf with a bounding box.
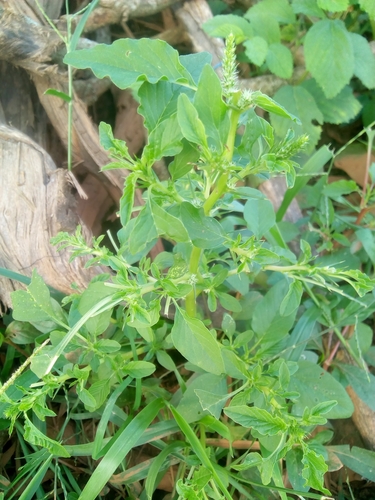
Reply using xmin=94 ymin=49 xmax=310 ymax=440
xmin=145 ymin=441 xmax=184 ymax=499
xmin=78 ymin=398 xmax=163 ymax=500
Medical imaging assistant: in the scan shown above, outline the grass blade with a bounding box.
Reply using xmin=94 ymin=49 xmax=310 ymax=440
xmin=78 ymin=398 xmax=164 ymax=500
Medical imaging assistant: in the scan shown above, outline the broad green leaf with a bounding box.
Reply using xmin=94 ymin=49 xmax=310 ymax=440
xmin=302 ymin=80 xmax=361 ymax=124
xmin=64 ymin=39 xmax=195 ymax=89
xmin=171 ymin=308 xmax=224 ymax=375
xmin=150 ymin=199 xmax=189 ymax=242
xmin=266 ymin=43 xmax=293 ymax=79
xmin=302 ymin=448 xmax=330 ymax=495
xmin=328 ymin=445 xmax=375 ymax=482
xmin=94 ymin=339 xmax=121 ymax=353
xmin=123 ymin=361 xmax=156 ymax=378
xmin=128 ymin=204 xmax=158 ymax=255
xmin=86 ymin=379 xmax=111 ymax=411
xmin=251 ymin=91 xmax=300 ymax=122
xmin=304 ymin=19 xmax=354 ymax=98
xmin=271 ymin=85 xmax=323 ymax=152
xmin=244 ymin=13 xmax=280 ymax=44
xmin=317 ymin=0 xmax=348 ymax=11
xmin=323 ymin=179 xmax=358 ymax=199
xmin=348 ymin=322 xmax=373 ymax=357
xmin=143 ymin=113 xmax=183 ymax=160
xmin=252 ymin=280 xmax=298 ymax=342
xmin=286 ymin=448 xmax=309 ymax=492
xmin=177 ymin=93 xmax=208 ymax=149
xmin=180 ymin=52 xmax=213 ymax=86
xmin=180 ymin=202 xmax=225 ymax=248
xmin=277 ymin=145 xmax=332 ymax=221
xmin=120 ymin=173 xmax=137 ymax=226
xmin=356 ymin=228 xmax=375 ymax=267
xmin=217 ymin=292 xmax=242 ymax=313
xmin=79 ymin=399 xmax=163 ymax=500
xmin=243 ymin=192 xmax=276 ymax=239
xmin=290 ymin=361 xmax=354 ymax=419
xmin=78 ymin=282 xmax=114 ymax=336
xmin=195 ymin=389 xmax=230 ymax=419
xmin=243 ymin=37 xmax=268 ymax=66
xmin=359 ymin=0 xmax=375 ymax=18
xmin=339 ymin=364 xmax=375 ymax=411
xmin=138 ymin=80 xmax=193 ymax=133
xmin=194 ymin=64 xmax=229 ymax=152
xmin=202 ymin=14 xmax=253 ymax=43
xmin=5 ymin=321 xmax=41 ymax=344
xmin=168 ymin=139 xmax=200 ymax=180
xmin=11 ymin=270 xmax=62 ymax=324
xmin=291 ymin=0 xmax=326 ymax=18
xmin=247 ymin=0 xmax=296 ymax=23
xmin=24 ymin=416 xmax=70 ymax=457
xmin=279 ymin=280 xmax=303 ymax=316
xmin=348 ymin=32 xmax=375 ymax=89
xmin=224 ymin=406 xmax=288 ymax=435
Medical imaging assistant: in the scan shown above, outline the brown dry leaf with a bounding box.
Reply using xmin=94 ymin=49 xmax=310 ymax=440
xmin=334 ymin=144 xmax=375 ymax=187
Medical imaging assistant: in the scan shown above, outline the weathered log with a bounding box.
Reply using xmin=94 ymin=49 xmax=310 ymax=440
xmin=0 ymin=125 xmax=102 ymax=309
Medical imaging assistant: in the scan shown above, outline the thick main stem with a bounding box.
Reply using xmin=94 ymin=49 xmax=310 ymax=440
xmin=185 ymin=104 xmax=241 ymax=317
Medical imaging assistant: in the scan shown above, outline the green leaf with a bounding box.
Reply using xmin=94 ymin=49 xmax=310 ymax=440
xmin=120 ymin=173 xmax=137 ymax=226
xmin=79 ymin=399 xmax=164 ymax=500
xmin=138 ymin=80 xmax=190 ymax=133
xmin=224 ymin=406 xmax=288 ymax=435
xmin=279 ymin=280 xmax=303 ymax=316
xmin=243 ymin=37 xmax=268 ymax=66
xmin=123 ymin=361 xmax=156 ymax=378
xmin=243 ymin=191 xmax=276 ymax=239
xmin=359 ymin=0 xmax=375 ymax=18
xmin=292 ymin=0 xmax=326 ymax=18
xmin=244 ymin=12 xmax=280 ymax=44
xmin=304 ymin=19 xmax=354 ymax=98
xmin=266 ymin=43 xmax=293 ymax=79
xmin=328 ymin=445 xmax=375 ymax=482
xmin=290 ymin=361 xmax=354 ymax=419
xmin=301 ymin=448 xmax=330 ymax=495
xmin=323 ymin=179 xmax=358 ymax=199
xmin=78 ymin=282 xmax=114 ymax=336
xmin=348 ymin=32 xmax=375 ymax=89
xmin=24 ymin=416 xmax=70 ymax=457
xmin=171 ymin=308 xmax=224 ymax=375
xmin=150 ymin=199 xmax=189 ymax=242
xmin=356 ymin=228 xmax=375 ymax=267
xmin=271 ymin=85 xmax=323 ymax=152
xmin=202 ymin=14 xmax=253 ymax=43
xmin=143 ymin=113 xmax=183 ymax=161
xmin=194 ymin=64 xmax=229 ymax=152
xmin=44 ymin=88 xmax=71 ymax=103
xmin=317 ymin=0 xmax=349 ymax=12
xmin=248 ymin=0 xmax=296 ymax=23
xmin=11 ymin=270 xmax=61 ymax=323
xmin=340 ymin=364 xmax=375 ymax=411
xmin=217 ymin=292 xmax=242 ymax=313
xmin=86 ymin=379 xmax=111 ymax=411
xmin=180 ymin=52 xmax=213 ymax=86
xmin=195 ymin=389 xmax=229 ymax=419
xmin=99 ymin=121 xmax=132 ymax=159
xmin=180 ymin=202 xmax=225 ymax=249
xmin=5 ymin=321 xmax=42 ymax=344
xmin=286 ymin=448 xmax=309 ymax=492
xmin=64 ymin=38 xmax=195 ymax=89
xmin=168 ymin=139 xmax=200 ymax=180
xmin=251 ymin=91 xmax=300 ymax=122
xmin=302 ymin=80 xmax=361 ymax=124
xmin=252 ymin=279 xmax=297 ymax=342
xmin=177 ymin=93 xmax=208 ymax=150
xmin=277 ymin=145 xmax=332 ymax=221
xmin=128 ymin=204 xmax=158 ymax=255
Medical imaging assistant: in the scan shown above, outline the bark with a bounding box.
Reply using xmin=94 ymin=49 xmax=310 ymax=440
xmin=0 ymin=125 xmax=101 ymax=309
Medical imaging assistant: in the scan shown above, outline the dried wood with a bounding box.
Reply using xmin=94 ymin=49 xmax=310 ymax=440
xmin=0 ymin=125 xmax=102 ymax=309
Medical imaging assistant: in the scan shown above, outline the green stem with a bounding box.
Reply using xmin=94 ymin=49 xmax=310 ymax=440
xmin=185 ymin=104 xmax=241 ymax=317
